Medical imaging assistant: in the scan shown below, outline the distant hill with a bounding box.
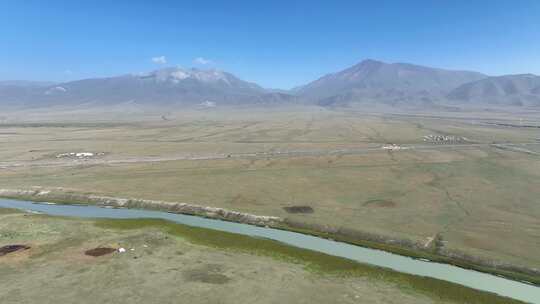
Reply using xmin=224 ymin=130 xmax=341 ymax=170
xmin=0 ymin=81 xmax=58 ymax=108
xmin=295 ymin=59 xmax=487 ymax=106
xmin=3 ymin=61 xmax=540 ymax=110
xmin=0 ymin=68 xmax=297 ymax=109
xmin=447 ymin=74 xmax=540 ymax=106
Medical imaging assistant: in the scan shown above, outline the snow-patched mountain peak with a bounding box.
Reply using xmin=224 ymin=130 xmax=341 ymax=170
xmin=44 ymin=86 xmax=68 ymax=95
xmin=143 ymin=67 xmax=238 ymax=85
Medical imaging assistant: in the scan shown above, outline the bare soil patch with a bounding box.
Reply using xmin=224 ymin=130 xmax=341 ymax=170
xmin=0 ymin=244 xmax=30 ymax=256
xmin=84 ymin=247 xmax=116 ymax=257
xmin=283 ymin=205 xmax=314 ymax=214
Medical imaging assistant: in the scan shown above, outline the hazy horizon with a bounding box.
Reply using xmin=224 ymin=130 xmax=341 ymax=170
xmin=0 ymin=58 xmax=515 ymax=90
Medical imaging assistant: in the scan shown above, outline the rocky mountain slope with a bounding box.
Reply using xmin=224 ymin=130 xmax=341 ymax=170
xmin=295 ymin=59 xmax=487 ymax=106
xmin=0 ymin=68 xmax=297 ymax=108
xmin=2 ymin=61 xmax=540 ymax=109
xmin=447 ymin=74 xmax=540 ymax=106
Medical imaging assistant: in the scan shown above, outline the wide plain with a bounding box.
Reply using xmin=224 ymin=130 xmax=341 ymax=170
xmin=1 ymin=106 xmax=539 ymax=277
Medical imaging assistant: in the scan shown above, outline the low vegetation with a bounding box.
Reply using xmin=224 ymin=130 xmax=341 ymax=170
xmin=0 ymin=211 xmax=528 ymax=304
xmin=1 ymin=107 xmax=539 ymax=290
xmin=92 ymin=217 xmax=539 ymax=303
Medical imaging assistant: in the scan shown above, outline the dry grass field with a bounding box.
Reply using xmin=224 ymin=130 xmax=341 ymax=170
xmin=0 ymin=209 xmax=526 ymax=304
xmin=1 ymin=106 xmax=539 ymax=275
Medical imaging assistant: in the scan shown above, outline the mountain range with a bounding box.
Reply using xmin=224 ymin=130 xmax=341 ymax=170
xmin=2 ymin=60 xmax=539 ymax=109
xmin=295 ymin=59 xmax=487 ymax=106
xmin=0 ymin=68 xmax=297 ymax=108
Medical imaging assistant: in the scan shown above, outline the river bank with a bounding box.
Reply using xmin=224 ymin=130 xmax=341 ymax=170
xmin=1 ymin=205 xmax=533 ymax=304
xmin=0 ymin=187 xmax=538 ymax=287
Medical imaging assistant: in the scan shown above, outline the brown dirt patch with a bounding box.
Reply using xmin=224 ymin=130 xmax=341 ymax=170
xmin=283 ymin=205 xmax=314 ymax=214
xmin=362 ymin=200 xmax=397 ymax=208
xmin=84 ymin=247 xmax=117 ymax=257
xmin=0 ymin=245 xmax=30 ymax=256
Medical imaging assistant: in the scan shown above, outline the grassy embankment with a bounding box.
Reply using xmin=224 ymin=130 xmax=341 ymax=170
xmin=94 ymin=217 xmax=528 ymax=304
xmin=2 ymin=187 xmax=539 ymax=287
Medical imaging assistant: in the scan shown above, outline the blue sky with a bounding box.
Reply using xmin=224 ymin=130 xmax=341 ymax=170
xmin=1 ymin=0 xmax=539 ymax=89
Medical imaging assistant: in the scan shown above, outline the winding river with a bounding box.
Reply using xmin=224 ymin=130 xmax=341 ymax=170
xmin=1 ymin=198 xmax=538 ymax=304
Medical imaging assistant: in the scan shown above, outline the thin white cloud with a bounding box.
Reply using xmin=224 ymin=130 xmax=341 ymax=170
xmin=194 ymin=57 xmax=213 ymax=65
xmin=151 ymin=56 xmax=167 ymax=64
xmin=64 ymin=69 xmax=73 ymax=75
